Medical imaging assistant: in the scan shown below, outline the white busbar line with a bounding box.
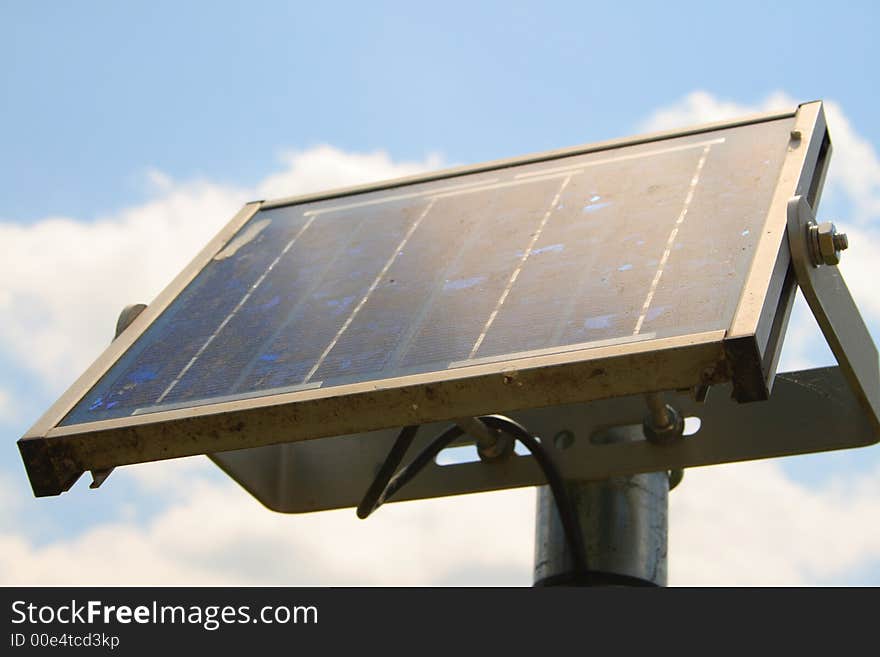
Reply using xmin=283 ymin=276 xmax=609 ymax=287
xmin=632 ymin=144 xmax=712 ymax=335
xmin=154 ymin=216 xmax=317 ymax=404
xmin=300 ymin=138 xmax=725 ymax=217
xmin=302 ymin=179 xmax=498 ymax=217
xmin=302 ymin=198 xmax=437 ymax=383
xmin=514 ymin=138 xmax=726 ymax=179
xmin=449 ymin=331 xmax=658 ymax=369
xmin=468 ymin=175 xmax=572 ymax=359
xmin=430 ymin=171 xmax=575 ymax=199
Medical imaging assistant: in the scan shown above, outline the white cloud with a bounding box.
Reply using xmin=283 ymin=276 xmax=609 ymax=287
xmin=638 ymin=90 xmax=796 ymax=132
xmin=3 ymin=95 xmax=880 ymax=586
xmin=122 ymin=455 xmax=216 ymax=497
xmin=0 ymin=473 xmax=534 ymax=586
xmin=671 ymin=460 xmax=880 ymax=585
xmin=0 ymin=388 xmax=15 ymax=423
xmin=0 ymin=472 xmax=21 ymax=526
xmin=2 ymin=456 xmax=880 ymax=585
xmin=256 ymin=145 xmax=444 ymax=201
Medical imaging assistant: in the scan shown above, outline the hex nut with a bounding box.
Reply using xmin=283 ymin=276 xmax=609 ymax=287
xmin=642 ymin=405 xmax=684 ymax=445
xmin=816 ymin=221 xmax=845 ymax=266
xmin=476 ymin=430 xmax=515 ymax=463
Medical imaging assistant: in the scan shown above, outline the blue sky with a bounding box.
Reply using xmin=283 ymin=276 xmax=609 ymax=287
xmin=4 ymin=1 xmax=878 ymax=221
xmin=2 ymin=1 xmax=880 ymax=585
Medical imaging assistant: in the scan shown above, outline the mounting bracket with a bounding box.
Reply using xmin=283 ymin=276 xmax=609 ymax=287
xmin=787 ymin=195 xmax=880 ymax=433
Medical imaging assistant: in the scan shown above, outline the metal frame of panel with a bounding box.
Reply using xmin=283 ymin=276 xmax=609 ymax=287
xmin=726 ymin=101 xmax=832 ymax=400
xmin=18 ymin=101 xmax=835 ymax=497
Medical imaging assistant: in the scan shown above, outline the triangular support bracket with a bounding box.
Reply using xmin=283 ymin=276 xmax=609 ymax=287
xmin=786 ymin=195 xmax=880 ymax=434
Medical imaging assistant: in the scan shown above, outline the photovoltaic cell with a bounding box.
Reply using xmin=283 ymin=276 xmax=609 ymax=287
xmin=61 ymin=117 xmax=795 ymax=426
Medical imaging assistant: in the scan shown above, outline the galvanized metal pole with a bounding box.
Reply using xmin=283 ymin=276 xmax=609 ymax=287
xmin=533 ymin=425 xmax=670 ymax=586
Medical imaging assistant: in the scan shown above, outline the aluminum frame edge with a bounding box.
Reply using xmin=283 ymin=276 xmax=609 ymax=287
xmin=259 ymin=108 xmax=798 ymax=211
xmin=725 ymin=100 xmax=831 ymax=401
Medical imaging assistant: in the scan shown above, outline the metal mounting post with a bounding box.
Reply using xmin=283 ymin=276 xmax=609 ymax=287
xmin=533 ymin=424 xmax=669 ymax=587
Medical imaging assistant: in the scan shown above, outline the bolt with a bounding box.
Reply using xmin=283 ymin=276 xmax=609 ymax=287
xmin=642 ymin=393 xmax=684 ymax=445
xmin=807 ymin=221 xmax=848 ymax=266
xmin=553 ymin=430 xmax=575 ymax=450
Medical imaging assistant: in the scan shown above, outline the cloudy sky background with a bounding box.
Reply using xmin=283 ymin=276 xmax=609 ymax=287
xmin=2 ymin=1 xmax=879 ymax=585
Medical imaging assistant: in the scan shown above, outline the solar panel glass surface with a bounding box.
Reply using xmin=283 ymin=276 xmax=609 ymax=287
xmin=61 ymin=117 xmax=795 ymax=426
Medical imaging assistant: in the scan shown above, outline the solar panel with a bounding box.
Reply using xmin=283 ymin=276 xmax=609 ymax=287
xmin=64 ymin=121 xmax=789 ymax=423
xmin=20 ymin=102 xmax=836 ymax=497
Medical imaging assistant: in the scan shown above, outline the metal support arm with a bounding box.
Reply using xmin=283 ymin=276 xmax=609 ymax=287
xmin=787 ymin=195 xmax=880 ymax=433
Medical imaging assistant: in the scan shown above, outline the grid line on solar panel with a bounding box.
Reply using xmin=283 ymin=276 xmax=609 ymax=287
xmin=469 ymin=174 xmax=572 ymax=358
xmin=59 ymin=117 xmax=795 ymax=426
xmin=155 ymin=213 xmax=318 ymax=405
xmin=633 ymin=143 xmax=712 ymax=334
xmin=303 ymin=197 xmax=437 ymax=383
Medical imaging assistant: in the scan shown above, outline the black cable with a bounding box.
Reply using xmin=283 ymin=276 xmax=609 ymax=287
xmin=364 ymin=424 xmax=464 ymax=515
xmin=357 ymin=415 xmax=588 ymax=573
xmin=479 ymin=415 xmax=587 ymax=574
xmin=356 ymin=425 xmax=420 ymax=519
